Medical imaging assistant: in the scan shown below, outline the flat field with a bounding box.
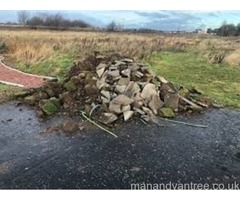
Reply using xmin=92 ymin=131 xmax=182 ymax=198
xmin=0 ymin=29 xmax=240 ymax=107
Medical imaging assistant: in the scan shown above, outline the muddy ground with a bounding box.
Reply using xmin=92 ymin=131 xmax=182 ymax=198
xmin=0 ymin=101 xmax=240 ymax=189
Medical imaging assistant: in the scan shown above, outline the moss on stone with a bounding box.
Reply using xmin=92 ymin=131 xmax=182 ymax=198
xmin=158 ymin=107 xmax=175 ymax=118
xmin=64 ymin=79 xmax=77 ymax=91
xmin=41 ymin=98 xmax=60 ymax=116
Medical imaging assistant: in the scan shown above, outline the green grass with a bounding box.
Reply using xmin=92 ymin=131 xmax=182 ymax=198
xmin=0 ymin=83 xmax=24 ymax=103
xmin=149 ymin=51 xmax=240 ymax=108
xmin=16 ymin=54 xmax=74 ymax=78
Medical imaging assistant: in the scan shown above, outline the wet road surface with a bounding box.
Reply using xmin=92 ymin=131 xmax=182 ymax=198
xmin=0 ymin=102 xmax=240 ymax=189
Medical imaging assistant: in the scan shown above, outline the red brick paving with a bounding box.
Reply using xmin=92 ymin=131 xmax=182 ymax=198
xmin=0 ymin=61 xmax=49 ymax=88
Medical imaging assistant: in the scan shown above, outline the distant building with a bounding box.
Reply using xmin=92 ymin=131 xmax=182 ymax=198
xmin=195 ymin=28 xmax=208 ymax=34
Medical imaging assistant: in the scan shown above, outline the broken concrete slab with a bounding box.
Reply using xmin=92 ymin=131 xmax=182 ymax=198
xmin=109 ymin=102 xmax=122 ymax=114
xmin=99 ymin=112 xmax=118 ymax=125
xmin=122 ymin=105 xmax=131 ymax=112
xmin=118 ymin=77 xmax=130 ymax=86
xmin=133 ymin=92 xmax=144 ymax=108
xmin=115 ymin=85 xmax=127 ymax=94
xmin=121 ymin=68 xmax=131 ymax=77
xmin=141 ymin=83 xmax=157 ymax=99
xmin=96 ymin=63 xmax=107 ymax=70
xmin=123 ymin=110 xmax=134 ymax=121
xmin=111 ymin=94 xmax=134 ymax=106
xmin=124 ymin=81 xmax=141 ymax=99
xmin=101 ymin=90 xmax=111 ymax=101
xmin=121 ymin=58 xmax=133 ymax=63
xmin=107 ymin=70 xmax=120 ymax=78
xmin=149 ymin=94 xmax=164 ymax=115
xmin=96 ymin=67 xmax=106 ymax=78
xmin=163 ymin=93 xmax=180 ymax=111
xmin=133 ymin=107 xmax=145 ymax=115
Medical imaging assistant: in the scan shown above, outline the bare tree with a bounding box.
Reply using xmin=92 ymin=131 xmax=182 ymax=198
xmin=106 ymin=21 xmax=123 ymax=32
xmin=17 ymin=11 xmax=30 ymax=25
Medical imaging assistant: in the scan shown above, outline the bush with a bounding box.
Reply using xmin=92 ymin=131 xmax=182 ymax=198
xmin=0 ymin=40 xmax=7 ymax=53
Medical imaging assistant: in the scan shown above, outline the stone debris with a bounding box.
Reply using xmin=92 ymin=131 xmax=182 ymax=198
xmin=24 ymin=53 xmax=208 ymax=125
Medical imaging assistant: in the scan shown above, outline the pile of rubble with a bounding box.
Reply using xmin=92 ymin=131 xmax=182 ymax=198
xmin=24 ymin=53 xmax=207 ymax=125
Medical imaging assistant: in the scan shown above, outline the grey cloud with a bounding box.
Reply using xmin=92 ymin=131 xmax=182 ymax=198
xmin=134 ymin=11 xmax=202 ymax=31
xmin=135 ymin=11 xmax=170 ymax=19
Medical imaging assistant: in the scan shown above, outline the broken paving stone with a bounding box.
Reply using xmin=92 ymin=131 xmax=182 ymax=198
xmin=145 ymin=73 xmax=154 ymax=82
xmin=96 ymin=67 xmax=106 ymax=78
xmin=160 ymin=82 xmax=177 ymax=99
xmin=101 ymin=90 xmax=111 ymax=100
xmin=99 ymin=113 xmax=118 ymax=125
xmin=133 ymin=92 xmax=144 ymax=108
xmin=97 ymin=76 xmax=108 ymax=90
xmin=142 ymin=106 xmax=154 ymax=117
xmin=137 ymin=82 xmax=148 ymax=89
xmin=118 ymin=77 xmax=130 ymax=86
xmin=122 ymin=105 xmax=131 ymax=112
xmin=149 ymin=94 xmax=164 ymax=115
xmin=111 ymin=94 xmax=134 ymax=106
xmin=128 ymin=64 xmax=140 ymax=71
xmin=121 ymin=58 xmax=133 ymax=63
xmin=115 ymin=85 xmax=127 ymax=94
xmin=114 ymin=61 xmax=126 ymax=66
xmin=123 ymin=110 xmax=134 ymax=121
xmin=101 ymin=96 xmax=110 ymax=104
xmin=121 ymin=68 xmax=131 ymax=77
xmin=133 ymin=107 xmax=145 ymax=115
xmin=134 ymin=71 xmax=144 ymax=78
xmin=107 ymin=70 xmax=120 ymax=78
xmin=179 ymin=95 xmax=203 ymax=112
xmin=124 ymin=81 xmax=141 ymax=99
xmin=109 ymin=65 xmax=118 ymax=71
xmin=156 ymin=75 xmax=168 ymax=84
xmin=109 ymin=102 xmax=122 ymax=114
xmin=158 ymin=108 xmax=175 ymax=118
xmin=141 ymin=83 xmax=158 ymax=99
xmin=96 ymin=63 xmax=107 ymax=70
xmin=163 ymin=93 xmax=179 ymax=111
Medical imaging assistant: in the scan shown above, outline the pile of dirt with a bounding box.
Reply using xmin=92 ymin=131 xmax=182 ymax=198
xmin=23 ymin=53 xmax=208 ymax=125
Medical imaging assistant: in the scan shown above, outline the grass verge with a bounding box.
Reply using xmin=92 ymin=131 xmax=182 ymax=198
xmin=149 ymin=51 xmax=240 ymax=108
xmin=15 ymin=54 xmax=74 ymax=78
xmin=0 ymin=84 xmax=25 ymax=104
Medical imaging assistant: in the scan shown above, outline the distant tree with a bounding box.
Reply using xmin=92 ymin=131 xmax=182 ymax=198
xmin=25 ymin=12 xmax=91 ymax=28
xmin=26 ymin=16 xmax=44 ymax=26
xmin=217 ymin=23 xmax=236 ymax=36
xmin=207 ymin=28 xmax=212 ymax=34
xmin=106 ymin=21 xmax=123 ymax=32
xmin=44 ymin=13 xmax=64 ymax=27
xmin=17 ymin=10 xmax=30 ymax=25
xmin=236 ymin=23 xmax=240 ymax=36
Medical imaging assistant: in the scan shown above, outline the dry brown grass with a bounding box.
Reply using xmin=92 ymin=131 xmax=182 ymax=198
xmin=0 ymin=29 xmax=198 ymax=66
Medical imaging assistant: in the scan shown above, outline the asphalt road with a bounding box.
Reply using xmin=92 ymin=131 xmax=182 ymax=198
xmin=0 ymin=102 xmax=240 ymax=189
